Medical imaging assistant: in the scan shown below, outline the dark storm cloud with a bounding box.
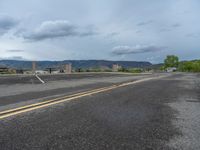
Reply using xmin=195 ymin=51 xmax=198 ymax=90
xmin=112 ymin=45 xmax=166 ymax=55
xmin=0 ymin=15 xmax=18 ymax=34
xmin=21 ymin=20 xmax=97 ymax=41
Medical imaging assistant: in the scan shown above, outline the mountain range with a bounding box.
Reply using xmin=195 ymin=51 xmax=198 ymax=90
xmin=0 ymin=60 xmax=152 ymax=70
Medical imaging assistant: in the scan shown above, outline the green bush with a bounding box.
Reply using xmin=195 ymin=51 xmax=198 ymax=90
xmin=118 ymin=67 xmax=142 ymax=73
xmin=178 ymin=60 xmax=200 ymax=72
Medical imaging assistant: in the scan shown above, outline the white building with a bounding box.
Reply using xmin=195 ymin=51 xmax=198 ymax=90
xmin=35 ymin=70 xmax=48 ymax=74
xmin=166 ymin=67 xmax=177 ymax=72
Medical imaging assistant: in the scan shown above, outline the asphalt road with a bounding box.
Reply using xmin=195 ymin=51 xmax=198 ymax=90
xmin=0 ymin=73 xmax=200 ymax=149
xmin=0 ymin=73 xmax=154 ymax=109
xmin=0 ymin=73 xmax=136 ymax=85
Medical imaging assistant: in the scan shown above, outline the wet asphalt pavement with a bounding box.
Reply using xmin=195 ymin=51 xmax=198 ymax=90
xmin=0 ymin=73 xmax=200 ymax=150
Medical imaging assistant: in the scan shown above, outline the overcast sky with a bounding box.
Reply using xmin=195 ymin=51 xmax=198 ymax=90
xmin=0 ymin=0 xmax=200 ymax=63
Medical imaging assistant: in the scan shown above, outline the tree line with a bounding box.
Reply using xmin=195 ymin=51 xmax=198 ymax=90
xmin=163 ymin=55 xmax=200 ymax=72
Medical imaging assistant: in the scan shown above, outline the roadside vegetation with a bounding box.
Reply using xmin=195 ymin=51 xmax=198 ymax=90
xmin=74 ymin=67 xmax=143 ymax=73
xmin=118 ymin=67 xmax=143 ymax=73
xmin=178 ymin=60 xmax=200 ymax=72
xmin=75 ymin=67 xmax=112 ymax=72
xmin=163 ymin=55 xmax=200 ymax=72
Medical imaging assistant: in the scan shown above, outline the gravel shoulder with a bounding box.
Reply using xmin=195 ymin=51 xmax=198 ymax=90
xmin=168 ymin=73 xmax=200 ymax=150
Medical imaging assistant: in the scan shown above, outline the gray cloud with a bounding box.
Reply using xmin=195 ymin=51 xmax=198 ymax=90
xmin=186 ymin=33 xmax=200 ymax=38
xmin=137 ymin=20 xmax=154 ymax=26
xmin=159 ymin=23 xmax=181 ymax=32
xmin=79 ymin=25 xmax=99 ymax=36
xmin=135 ymin=30 xmax=142 ymax=34
xmin=0 ymin=15 xmax=18 ymax=35
xmin=105 ymin=32 xmax=119 ymax=38
xmin=21 ymin=20 xmax=97 ymax=41
xmin=0 ymin=0 xmax=200 ymax=62
xmin=109 ymin=32 xmax=119 ymax=36
xmin=159 ymin=28 xmax=171 ymax=32
xmin=112 ymin=45 xmax=166 ymax=55
xmin=171 ymin=23 xmax=181 ymax=28
xmin=0 ymin=56 xmax=25 ymax=60
xmin=6 ymin=49 xmax=24 ymax=52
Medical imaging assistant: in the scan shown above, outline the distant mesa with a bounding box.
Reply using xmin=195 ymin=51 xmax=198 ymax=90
xmin=0 ymin=60 xmax=152 ymax=70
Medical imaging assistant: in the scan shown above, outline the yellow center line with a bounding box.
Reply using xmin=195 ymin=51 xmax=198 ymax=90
xmin=0 ymin=85 xmax=116 ymax=115
xmin=0 ymin=75 xmax=167 ymax=120
xmin=0 ymin=86 xmax=116 ymax=119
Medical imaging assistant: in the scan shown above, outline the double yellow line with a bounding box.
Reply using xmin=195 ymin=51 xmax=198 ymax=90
xmin=0 ymin=76 xmax=164 ymax=120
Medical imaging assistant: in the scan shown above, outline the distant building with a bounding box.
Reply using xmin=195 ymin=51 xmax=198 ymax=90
xmin=16 ymin=69 xmax=24 ymax=74
xmin=59 ymin=64 xmax=72 ymax=73
xmin=45 ymin=68 xmax=58 ymax=74
xmin=0 ymin=66 xmax=9 ymax=74
xmin=112 ymin=64 xmax=121 ymax=72
xmin=35 ymin=70 xmax=48 ymax=74
xmin=166 ymin=67 xmax=177 ymax=72
xmin=52 ymin=70 xmax=60 ymax=74
xmin=64 ymin=64 xmax=72 ymax=73
xmin=0 ymin=65 xmax=16 ymax=74
xmin=23 ymin=70 xmax=33 ymax=74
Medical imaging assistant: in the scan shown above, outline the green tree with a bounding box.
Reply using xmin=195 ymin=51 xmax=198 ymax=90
xmin=179 ymin=60 xmax=200 ymax=72
xmin=164 ymin=55 xmax=179 ymax=68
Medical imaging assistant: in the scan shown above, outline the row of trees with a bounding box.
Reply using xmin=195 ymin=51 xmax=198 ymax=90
xmin=163 ymin=55 xmax=200 ymax=72
xmin=118 ymin=67 xmax=142 ymax=73
xmin=179 ymin=61 xmax=200 ymax=72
